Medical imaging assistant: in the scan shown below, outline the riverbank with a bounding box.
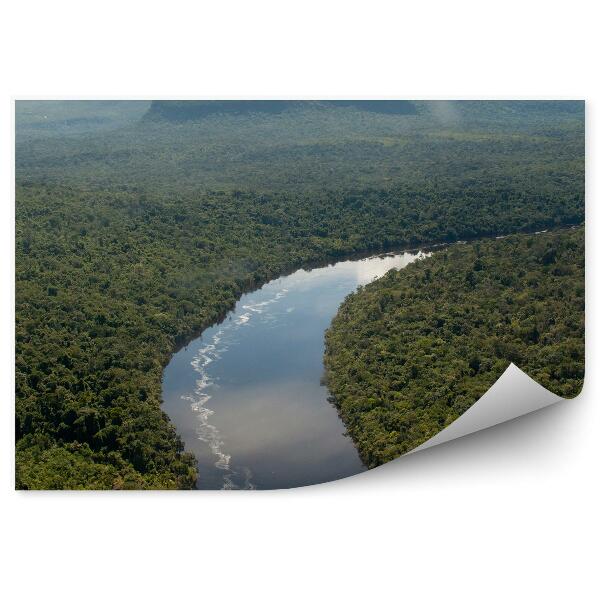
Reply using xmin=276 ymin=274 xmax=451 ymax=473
xmin=16 ymin=180 xmax=584 ymax=489
xmin=324 ymin=227 xmax=584 ymax=468
xmin=162 ymin=250 xmax=429 ymax=489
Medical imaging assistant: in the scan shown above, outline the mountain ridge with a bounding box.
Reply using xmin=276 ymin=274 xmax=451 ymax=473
xmin=144 ymin=100 xmax=418 ymax=121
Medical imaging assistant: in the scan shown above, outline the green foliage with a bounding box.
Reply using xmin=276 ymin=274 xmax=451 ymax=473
xmin=16 ymin=101 xmax=584 ymax=195
xmin=324 ymin=228 xmax=585 ymax=468
xmin=15 ymin=101 xmax=584 ymax=488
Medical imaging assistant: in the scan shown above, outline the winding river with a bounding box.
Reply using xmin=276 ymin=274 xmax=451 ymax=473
xmin=162 ymin=250 xmax=429 ymax=489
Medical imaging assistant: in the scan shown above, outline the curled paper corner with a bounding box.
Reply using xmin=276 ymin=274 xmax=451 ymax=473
xmin=408 ymin=363 xmax=565 ymax=455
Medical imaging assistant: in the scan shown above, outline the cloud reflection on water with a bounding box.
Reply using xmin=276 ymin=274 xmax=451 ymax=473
xmin=162 ymin=249 xmax=427 ymax=489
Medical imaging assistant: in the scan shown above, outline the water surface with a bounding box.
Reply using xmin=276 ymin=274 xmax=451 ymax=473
xmin=162 ymin=250 xmax=428 ymax=489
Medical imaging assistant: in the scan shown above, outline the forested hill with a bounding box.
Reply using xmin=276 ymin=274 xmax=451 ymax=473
xmin=143 ymin=100 xmax=418 ymax=121
xmin=16 ymin=101 xmax=584 ymax=194
xmin=324 ymin=228 xmax=585 ymax=468
xmin=143 ymin=100 xmax=581 ymax=122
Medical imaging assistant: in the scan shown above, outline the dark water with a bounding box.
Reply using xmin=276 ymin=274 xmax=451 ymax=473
xmin=162 ymin=250 xmax=428 ymax=489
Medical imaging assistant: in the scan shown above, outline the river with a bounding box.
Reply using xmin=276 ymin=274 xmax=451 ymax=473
xmin=161 ymin=249 xmax=429 ymax=489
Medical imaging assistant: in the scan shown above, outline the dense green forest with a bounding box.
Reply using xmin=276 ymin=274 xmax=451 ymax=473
xmin=15 ymin=101 xmax=584 ymax=488
xmin=16 ymin=101 xmax=584 ymax=194
xmin=324 ymin=228 xmax=585 ymax=468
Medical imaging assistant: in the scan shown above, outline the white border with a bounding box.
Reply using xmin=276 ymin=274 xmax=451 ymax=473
xmin=1 ymin=2 xmax=597 ymax=599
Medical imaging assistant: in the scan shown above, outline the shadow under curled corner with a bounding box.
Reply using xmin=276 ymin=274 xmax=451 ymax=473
xmin=315 ymin=363 xmax=579 ymax=491
xmin=408 ymin=363 xmax=565 ymax=454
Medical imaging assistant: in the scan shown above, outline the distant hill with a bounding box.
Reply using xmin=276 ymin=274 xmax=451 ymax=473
xmin=16 ymin=100 xmax=584 ymax=195
xmin=325 ymin=100 xmax=417 ymax=114
xmin=144 ymin=100 xmax=418 ymax=121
